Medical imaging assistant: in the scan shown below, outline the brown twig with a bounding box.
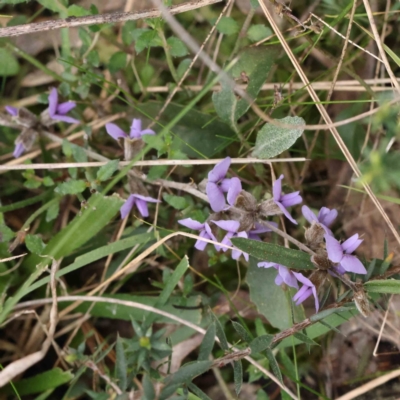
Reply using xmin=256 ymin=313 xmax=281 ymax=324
xmin=0 ymin=0 xmax=223 ymax=38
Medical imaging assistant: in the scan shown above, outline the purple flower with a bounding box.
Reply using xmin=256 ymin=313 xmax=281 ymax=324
xmin=212 ymin=220 xmax=249 ymax=260
xmin=302 ymin=205 xmax=337 ymax=230
xmin=106 ymin=118 xmax=155 ymax=141
xmin=325 ymin=233 xmax=367 ymax=274
xmin=273 ymin=175 xmax=302 ymax=224
xmin=5 ymin=106 xmax=18 ymax=116
xmin=120 ymin=194 xmax=160 ymax=219
xmin=48 ymin=88 xmax=79 ymax=124
xmin=248 ymin=222 xmax=278 ymax=241
xmin=258 ymin=262 xmax=298 ymax=289
xmin=178 ymin=218 xmax=218 ymax=251
xmin=13 ymin=142 xmax=25 ymax=158
xmin=292 ymin=272 xmax=319 ymax=311
xmin=206 ymin=157 xmax=242 ymax=212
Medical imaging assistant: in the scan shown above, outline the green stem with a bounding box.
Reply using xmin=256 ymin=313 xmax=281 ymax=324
xmin=22 ymin=197 xmax=59 ymax=230
xmin=7 ymin=43 xmax=64 ymax=83
xmin=157 ymin=26 xmax=179 ymax=83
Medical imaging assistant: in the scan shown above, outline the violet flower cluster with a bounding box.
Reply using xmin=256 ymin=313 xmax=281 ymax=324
xmin=105 ymin=117 xmax=159 ymax=220
xmin=178 ymin=157 xmax=367 ymax=313
xmin=5 ymin=87 xmax=79 ymax=158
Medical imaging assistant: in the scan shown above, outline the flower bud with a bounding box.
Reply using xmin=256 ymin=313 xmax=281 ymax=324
xmin=124 ymin=137 xmax=145 ymax=161
xmin=258 ymin=198 xmax=282 ymax=217
xmin=305 ymin=222 xmax=325 ymax=249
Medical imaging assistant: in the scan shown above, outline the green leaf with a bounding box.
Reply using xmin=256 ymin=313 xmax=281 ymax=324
xmin=108 ymin=51 xmax=127 ymax=74
xmin=115 ymin=335 xmax=127 ymax=391
xmin=188 ymin=383 xmax=213 ymax=400
xmin=68 ymin=4 xmax=91 ymax=16
xmin=26 ymin=232 xmax=154 ymax=296
xmin=135 ymin=29 xmax=162 ymax=53
xmin=252 ymin=116 xmax=305 ymax=159
xmin=145 ymin=256 xmax=189 ymax=326
xmin=54 ymin=179 xmax=87 ymax=195
xmin=143 ymin=374 xmax=156 ymax=400
xmin=198 ymin=323 xmax=216 ymax=361
xmin=249 ymin=334 xmax=274 ymax=354
xmin=37 ymin=0 xmax=66 ymax=12
xmin=167 ymin=37 xmax=189 ymax=57
xmin=364 ymin=279 xmax=400 ymax=294
xmin=40 ymin=193 xmax=123 ymax=259
xmin=216 ymin=17 xmax=239 ymax=35
xmin=76 ymin=294 xmax=202 ymax=325
xmin=138 ymin=102 xmax=236 ymax=158
xmin=247 ymin=24 xmax=272 ymax=42
xmin=2 ymin=368 xmax=73 ymax=395
xmin=212 ymin=47 xmax=276 ymax=127
xmin=165 ymin=360 xmax=213 ymax=385
xmin=231 ymin=238 xmax=314 ymax=270
xmin=96 ymin=160 xmax=119 ymax=182
xmin=163 ymin=193 xmax=188 ymax=210
xmin=1 ymin=0 xmax=30 ymax=4
xmin=0 ymin=48 xmax=20 ymax=77
xmin=0 ymin=224 xmax=15 ymax=243
xmin=265 ymin=348 xmax=283 ymax=383
xmin=46 ymin=201 xmax=60 ymax=222
xmin=122 ymin=21 xmax=136 ymax=46
xmin=142 ymin=134 xmax=166 ymax=155
xmin=246 ymin=257 xmax=292 ymax=330
xmin=293 ymin=332 xmax=319 ymax=346
xmin=212 ymin=314 xmax=229 ymax=351
xmin=232 ymin=321 xmax=253 ymax=343
xmin=233 ymin=360 xmax=243 ymax=395
xmin=25 ymin=234 xmax=46 ymax=255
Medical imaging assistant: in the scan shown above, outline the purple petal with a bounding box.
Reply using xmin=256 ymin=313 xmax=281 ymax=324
xmin=275 ymin=274 xmax=284 ymax=286
xmin=302 ymin=205 xmax=318 ymax=224
xmin=212 ymin=219 xmax=240 ymax=233
xmin=340 ymin=255 xmax=367 ymax=274
xmin=293 ymin=272 xmax=313 ymax=287
xmin=48 ymin=88 xmax=58 ymax=117
xmin=219 ymin=178 xmax=232 ymax=192
xmin=132 ymin=194 xmax=160 ymax=203
xmin=325 ymin=234 xmax=343 ymax=263
xmin=280 ymin=191 xmax=302 ymax=207
xmin=52 ymin=114 xmax=80 ymax=124
xmin=293 ymin=285 xmax=312 ymax=305
xmin=120 ymin=195 xmax=136 ymax=219
xmin=342 ymin=234 xmax=363 ymax=254
xmin=5 ymin=106 xmax=18 ymax=116
xmin=208 ymin=157 xmax=231 ymax=183
xmin=251 ymin=222 xmax=277 ymax=234
xmin=178 ymin=218 xmax=204 ymax=230
xmin=248 ymin=233 xmax=261 ymax=241
xmin=318 ymin=207 xmax=338 ymax=227
xmin=57 ymin=101 xmax=76 ymax=115
xmin=206 ymin=182 xmax=226 ymax=212
xmin=135 ymin=198 xmax=149 ymax=217
xmin=204 ymin=223 xmax=219 ymax=250
xmin=130 ymin=118 xmax=142 ymax=138
xmin=105 ymin=123 xmax=127 ymax=140
xmin=227 ymin=177 xmax=242 ymax=206
xmin=140 ymin=129 xmax=155 ymax=136
xmin=257 ymin=262 xmax=278 ymax=269
xmin=232 ymin=232 xmax=249 ymax=260
xmin=272 ymin=174 xmax=284 ymax=201
xmin=278 ymin=265 xmax=298 ymax=289
xmin=218 ymin=233 xmax=234 ymax=252
xmin=275 ymin=201 xmax=298 ymax=224
xmin=195 ymin=230 xmax=209 ymax=251
xmin=13 ymin=142 xmax=25 ymax=158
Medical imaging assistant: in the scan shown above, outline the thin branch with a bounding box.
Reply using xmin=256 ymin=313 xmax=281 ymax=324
xmin=0 ymin=0 xmax=223 ymax=38
xmin=0 ymin=157 xmax=306 ymax=171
